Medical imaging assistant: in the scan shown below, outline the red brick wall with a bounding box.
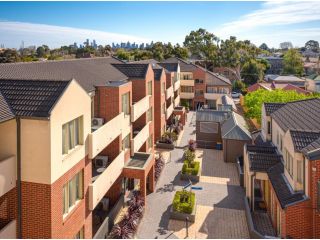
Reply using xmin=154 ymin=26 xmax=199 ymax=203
xmin=310 ymin=160 xmax=320 ymax=238
xmin=192 ymin=68 xmax=206 ymax=109
xmin=0 ymin=188 xmax=16 ymax=230
xmin=154 ymin=73 xmax=166 ymax=142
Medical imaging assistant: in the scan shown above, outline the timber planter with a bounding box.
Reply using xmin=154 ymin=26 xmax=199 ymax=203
xmin=155 ymin=141 xmax=175 ymax=150
xmin=169 ymin=191 xmax=196 ymax=223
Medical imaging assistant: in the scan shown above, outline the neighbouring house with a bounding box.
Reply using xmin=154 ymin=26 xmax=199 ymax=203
xmin=212 ymin=67 xmax=239 ymax=82
xmin=247 ymin=82 xmax=311 ymax=95
xmin=196 ymin=110 xmax=251 ymax=162
xmin=162 ymin=57 xmax=232 ymax=110
xmin=243 ymin=98 xmax=320 ymax=238
xmin=216 ymin=94 xmax=237 ymax=111
xmin=306 ymin=75 xmax=320 ymax=93
xmin=264 ymin=75 xmax=307 ymax=89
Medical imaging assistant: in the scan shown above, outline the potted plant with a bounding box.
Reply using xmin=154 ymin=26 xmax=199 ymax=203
xmin=156 ymin=131 xmax=177 ymax=149
xmin=170 ymin=190 xmax=196 ymax=222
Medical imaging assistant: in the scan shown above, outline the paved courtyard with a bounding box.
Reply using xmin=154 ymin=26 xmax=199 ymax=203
xmin=136 ymin=111 xmax=249 ymax=239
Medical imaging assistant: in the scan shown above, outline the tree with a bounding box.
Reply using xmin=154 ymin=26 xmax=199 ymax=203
xmin=282 ymin=49 xmax=304 ymax=76
xmin=0 ymin=49 xmax=20 ymax=63
xmin=241 ymin=59 xmax=267 ymax=85
xmin=115 ymin=48 xmax=131 ymax=61
xmin=259 ymin=43 xmax=269 ymax=51
xmin=305 ymin=40 xmax=319 ymax=53
xmin=36 ymin=46 xmax=46 ymax=58
xmin=173 ymin=44 xmax=188 ymax=60
xmin=151 ymin=42 xmax=164 ymax=61
xmin=183 ymin=28 xmax=219 ymax=62
xmin=280 ymin=42 xmax=293 ymax=50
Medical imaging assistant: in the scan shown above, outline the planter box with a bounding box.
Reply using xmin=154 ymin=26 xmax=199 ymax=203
xmin=169 ymin=202 xmax=197 ymax=223
xmin=180 ymin=172 xmax=200 ymax=182
xmin=156 ymin=141 xmax=175 ymax=150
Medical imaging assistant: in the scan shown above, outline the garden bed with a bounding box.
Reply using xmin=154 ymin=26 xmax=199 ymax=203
xmin=155 ymin=153 xmax=165 ymax=183
xmin=156 ymin=141 xmax=175 ymax=149
xmin=170 ymin=190 xmax=196 ymax=222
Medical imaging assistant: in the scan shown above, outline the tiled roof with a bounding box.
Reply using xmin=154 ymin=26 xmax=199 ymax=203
xmin=0 ymin=57 xmax=126 ymax=92
xmin=249 ymin=153 xmax=282 ymax=172
xmin=112 ymin=63 xmax=149 ymax=79
xmin=221 ymin=112 xmax=251 ymax=141
xmin=267 ymin=163 xmax=305 ymax=209
xmin=301 ymin=138 xmax=320 ymax=160
xmin=162 ymin=57 xmax=197 ymax=72
xmin=264 ymin=102 xmax=286 ymax=116
xmin=205 ymin=71 xmax=232 ymax=86
xmin=0 ymin=79 xmax=70 ymax=119
xmin=290 ymin=130 xmax=320 ymax=151
xmin=158 ymin=63 xmax=179 ymax=72
xmin=282 ymin=84 xmax=311 ymax=95
xmin=271 ymin=98 xmax=320 ymax=132
xmin=153 ymin=68 xmax=164 ymax=81
xmin=0 ymin=91 xmax=14 ymax=122
xmin=196 ymin=110 xmax=230 ymax=123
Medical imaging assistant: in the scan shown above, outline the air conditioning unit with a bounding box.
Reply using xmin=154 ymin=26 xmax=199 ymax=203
xmin=92 ymin=118 xmax=104 ymax=127
xmin=101 ymin=197 xmax=109 ymax=211
xmin=94 ymin=156 xmax=109 ymax=168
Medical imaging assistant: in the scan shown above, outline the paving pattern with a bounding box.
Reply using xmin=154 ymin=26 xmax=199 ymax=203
xmin=136 ymin=111 xmax=249 ymax=239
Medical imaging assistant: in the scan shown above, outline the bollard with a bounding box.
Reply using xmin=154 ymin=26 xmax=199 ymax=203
xmin=185 ymin=217 xmax=189 ymax=238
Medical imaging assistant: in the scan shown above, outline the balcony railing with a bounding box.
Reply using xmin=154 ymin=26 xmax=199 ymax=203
xmin=89 ymin=151 xmax=125 ymax=210
xmin=174 ymin=95 xmax=180 ymax=107
xmin=166 ymin=86 xmax=173 ymax=100
xmin=131 ymin=122 xmax=150 ymax=154
xmin=166 ymin=103 xmax=174 ymax=120
xmin=0 ymin=156 xmax=16 ymax=198
xmin=204 ymin=92 xmax=227 ymax=100
xmin=131 ymin=95 xmax=150 ymax=122
xmin=174 ymin=80 xmax=180 ymax=91
xmin=89 ymin=113 xmax=127 ymax=159
xmin=180 ymin=79 xmax=195 ymax=86
xmin=180 ymin=92 xmax=195 ymax=99
xmin=0 ymin=220 xmax=16 ymax=239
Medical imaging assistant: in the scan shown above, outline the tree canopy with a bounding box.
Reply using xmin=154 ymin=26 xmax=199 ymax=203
xmin=305 ymin=40 xmax=319 ymax=53
xmin=282 ymin=49 xmax=304 ymax=76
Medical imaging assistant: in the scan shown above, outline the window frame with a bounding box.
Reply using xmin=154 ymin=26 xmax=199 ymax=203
xmin=62 ymin=116 xmax=83 ymax=155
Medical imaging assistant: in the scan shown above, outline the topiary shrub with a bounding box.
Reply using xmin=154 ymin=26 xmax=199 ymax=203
xmin=172 ymin=190 xmax=195 ymax=214
xmin=184 ymin=149 xmax=195 ymax=163
xmin=182 ymin=161 xmax=200 ymax=175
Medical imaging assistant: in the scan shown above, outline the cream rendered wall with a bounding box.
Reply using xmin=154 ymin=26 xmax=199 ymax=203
xmin=0 ymin=119 xmax=17 ymax=160
xmin=50 ymin=80 xmax=91 ymax=184
xmin=261 ymin=106 xmax=270 ymax=141
xmin=20 ymin=119 xmax=51 ymax=184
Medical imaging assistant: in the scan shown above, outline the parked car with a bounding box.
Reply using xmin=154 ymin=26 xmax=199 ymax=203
xmin=231 ymin=92 xmax=241 ymax=98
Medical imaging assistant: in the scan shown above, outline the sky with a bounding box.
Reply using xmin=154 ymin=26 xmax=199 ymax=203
xmin=0 ymin=1 xmax=320 ymax=49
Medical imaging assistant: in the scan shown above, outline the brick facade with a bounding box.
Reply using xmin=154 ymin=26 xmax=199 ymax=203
xmin=0 ymin=188 xmax=16 ymax=231
xmin=154 ymin=72 xmax=166 ymax=142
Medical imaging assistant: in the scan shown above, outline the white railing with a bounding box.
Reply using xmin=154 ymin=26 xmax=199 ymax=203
xmin=0 ymin=220 xmax=16 ymax=239
xmin=89 ymin=113 xmax=124 ymax=159
xmin=131 ymin=95 xmax=150 ymax=122
xmin=174 ymin=95 xmax=180 ymax=107
xmin=131 ymin=122 xmax=150 ymax=154
xmin=180 ymin=92 xmax=195 ymax=99
xmin=89 ymin=151 xmax=125 ymax=210
xmin=166 ymin=104 xmax=174 ymax=120
xmin=166 ymin=86 xmax=174 ymax=99
xmin=180 ymin=79 xmax=195 ymax=86
xmin=204 ymin=92 xmax=226 ymax=100
xmin=0 ymin=156 xmax=16 ymax=198
xmin=174 ymin=80 xmax=180 ymax=91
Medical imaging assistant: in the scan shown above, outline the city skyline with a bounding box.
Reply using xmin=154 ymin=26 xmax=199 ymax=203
xmin=0 ymin=1 xmax=320 ymax=49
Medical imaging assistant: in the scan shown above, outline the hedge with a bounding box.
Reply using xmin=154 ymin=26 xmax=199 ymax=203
xmin=172 ymin=191 xmax=195 ymax=214
xmin=182 ymin=160 xmax=200 ymax=175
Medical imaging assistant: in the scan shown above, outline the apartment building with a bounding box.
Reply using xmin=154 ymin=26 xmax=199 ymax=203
xmin=162 ymin=57 xmax=232 ymax=110
xmin=243 ymin=98 xmax=320 ymax=238
xmin=0 ymin=57 xmax=159 ymax=238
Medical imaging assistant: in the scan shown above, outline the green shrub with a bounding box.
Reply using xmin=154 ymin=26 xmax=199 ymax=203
xmin=182 ymin=161 xmax=200 ymax=175
xmin=184 ymin=149 xmax=195 ymax=163
xmin=172 ymin=190 xmax=195 ymax=214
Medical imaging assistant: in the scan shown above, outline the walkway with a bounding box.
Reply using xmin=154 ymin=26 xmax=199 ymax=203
xmin=136 ymin=111 xmax=249 ymax=239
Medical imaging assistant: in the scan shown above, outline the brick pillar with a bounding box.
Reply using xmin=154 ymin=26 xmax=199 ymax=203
xmin=140 ymin=177 xmax=147 ymax=204
xmin=148 ymin=165 xmax=155 ymax=193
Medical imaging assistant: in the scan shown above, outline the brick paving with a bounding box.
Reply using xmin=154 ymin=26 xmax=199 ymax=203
xmin=136 ymin=111 xmax=249 ymax=239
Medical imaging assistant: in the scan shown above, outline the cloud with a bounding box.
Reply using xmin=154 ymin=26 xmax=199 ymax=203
xmin=218 ymin=1 xmax=320 ymax=35
xmin=0 ymin=21 xmax=151 ymax=48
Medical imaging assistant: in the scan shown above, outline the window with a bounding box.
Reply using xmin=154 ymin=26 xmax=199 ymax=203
xmin=75 ymin=227 xmax=84 ymax=239
xmin=121 ymin=92 xmax=130 ymax=116
xmin=195 ymin=79 xmax=204 ymax=84
xmin=147 ymin=81 xmax=152 ymax=95
xmin=297 ymin=160 xmax=304 ymax=184
xmin=62 ymin=116 xmax=83 ymax=155
xmin=207 ymin=87 xmax=217 ymax=93
xmin=147 ymin=107 xmax=153 ymax=122
xmin=181 ymin=86 xmax=193 ymax=93
xmin=284 ymin=148 xmax=293 ymax=177
xmin=162 ymin=82 xmax=165 ymax=95
xmin=280 ymin=135 xmax=283 ymax=151
xmin=122 ymin=134 xmax=130 ymax=150
xmin=267 ymin=121 xmax=271 ymax=134
xmin=195 ymin=90 xmax=204 ymax=96
xmin=63 ymin=170 xmax=83 ymax=216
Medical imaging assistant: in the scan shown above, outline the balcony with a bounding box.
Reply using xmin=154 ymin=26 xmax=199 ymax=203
xmin=174 ymin=95 xmax=180 ymax=107
xmin=131 ymin=122 xmax=150 ymax=154
xmin=131 ymin=95 xmax=150 ymax=122
xmin=89 ymin=151 xmax=125 ymax=210
xmin=166 ymin=103 xmax=174 ymax=120
xmin=180 ymin=92 xmax=195 ymax=99
xmin=0 ymin=156 xmax=16 ymax=197
xmin=204 ymin=92 xmax=226 ymax=100
xmin=0 ymin=220 xmax=16 ymax=239
xmin=174 ymin=80 xmax=180 ymax=91
xmin=166 ymin=85 xmax=173 ymax=100
xmin=89 ymin=113 xmax=126 ymax=159
xmin=181 ymin=79 xmax=195 ymax=86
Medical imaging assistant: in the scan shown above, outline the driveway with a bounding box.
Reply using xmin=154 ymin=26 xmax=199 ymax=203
xmin=136 ymin=111 xmax=249 ymax=239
